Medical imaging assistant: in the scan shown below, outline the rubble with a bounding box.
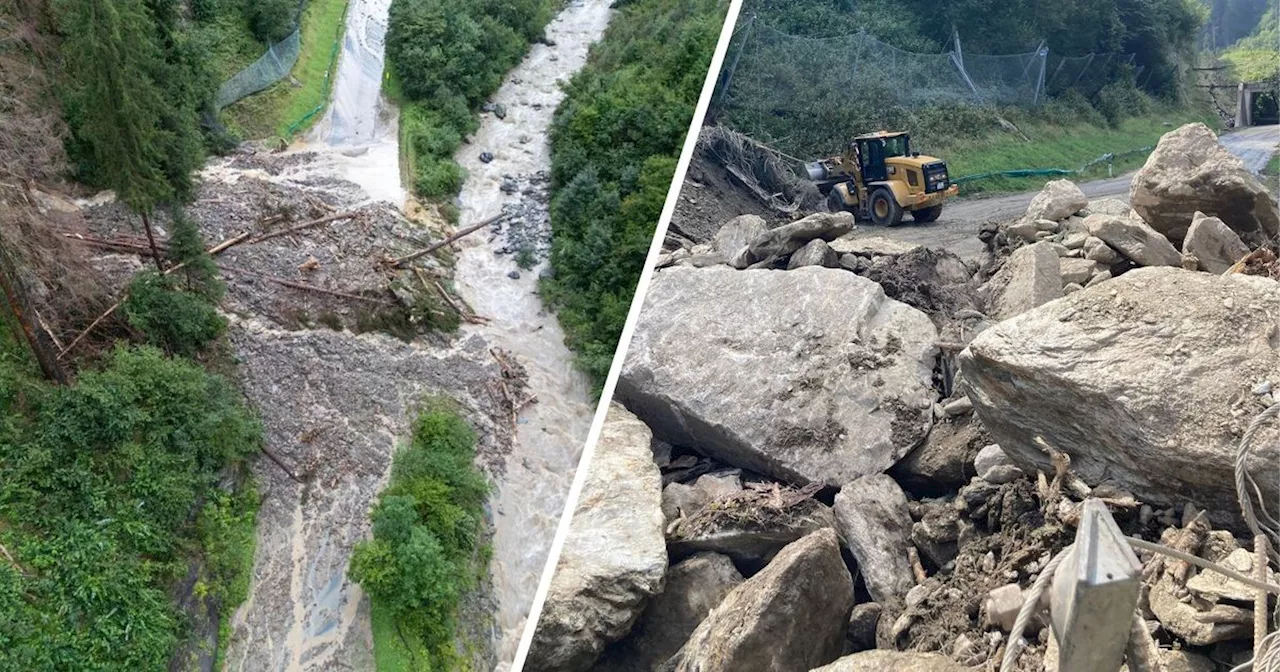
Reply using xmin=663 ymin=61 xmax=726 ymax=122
xmin=1182 ymin=211 xmax=1250 ymax=274
xmin=1085 ymin=213 xmax=1182 ymax=267
xmin=787 ymin=238 xmax=839 ymax=268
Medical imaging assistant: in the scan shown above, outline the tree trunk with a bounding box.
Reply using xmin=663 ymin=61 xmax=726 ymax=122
xmin=140 ymin=210 xmax=164 ymax=271
xmin=0 ymin=238 xmax=68 ymax=384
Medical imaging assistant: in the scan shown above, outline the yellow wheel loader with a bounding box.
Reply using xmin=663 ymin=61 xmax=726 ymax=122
xmin=805 ymin=131 xmax=959 ymax=226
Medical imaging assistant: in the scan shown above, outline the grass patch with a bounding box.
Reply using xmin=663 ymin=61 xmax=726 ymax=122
xmin=940 ymin=107 xmax=1220 ymax=196
xmin=222 ymin=0 xmax=349 ymax=140
xmin=349 ymin=401 xmax=489 ymax=671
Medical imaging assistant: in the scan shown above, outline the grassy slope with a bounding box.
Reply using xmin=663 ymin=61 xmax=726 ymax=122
xmin=370 ymin=600 xmax=429 ymax=672
xmin=222 ymin=0 xmax=349 ymax=140
xmin=940 ymin=107 xmax=1220 ymax=195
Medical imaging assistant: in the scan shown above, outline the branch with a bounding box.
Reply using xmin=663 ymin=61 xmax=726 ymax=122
xmin=391 ymin=215 xmax=502 ymax=267
xmin=215 ymin=264 xmax=393 ymax=305
xmin=241 ymin=211 xmax=359 ymax=247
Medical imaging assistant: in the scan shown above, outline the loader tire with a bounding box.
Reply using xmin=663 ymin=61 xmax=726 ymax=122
xmin=869 ymin=188 xmax=903 ymax=226
xmin=912 ymin=205 xmax=943 ymax=223
xmin=827 ymin=188 xmax=847 ymax=213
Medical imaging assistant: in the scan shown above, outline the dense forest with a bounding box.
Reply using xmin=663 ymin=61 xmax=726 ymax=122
xmin=542 ymin=0 xmax=729 ymax=386
xmin=385 ymin=0 xmax=556 ymax=201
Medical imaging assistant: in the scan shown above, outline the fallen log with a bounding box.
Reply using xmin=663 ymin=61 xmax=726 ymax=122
xmin=216 ymin=264 xmax=394 ymax=305
xmin=392 ymin=214 xmax=503 ymax=267
xmin=242 ymin=210 xmax=358 ymax=247
xmin=58 ymin=260 xmax=190 ymax=360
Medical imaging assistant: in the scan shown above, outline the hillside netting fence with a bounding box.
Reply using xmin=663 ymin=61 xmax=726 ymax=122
xmin=717 ymin=23 xmax=1141 ymax=116
xmin=214 ymin=0 xmax=309 ymax=109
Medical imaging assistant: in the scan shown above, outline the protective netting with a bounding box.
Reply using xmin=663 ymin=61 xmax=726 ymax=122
xmin=215 ymin=30 xmax=302 ymax=109
xmin=720 ymin=25 xmax=1139 ymax=115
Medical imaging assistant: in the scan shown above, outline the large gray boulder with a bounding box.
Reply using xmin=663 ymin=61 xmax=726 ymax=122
xmin=1183 ymin=211 xmax=1249 ymax=274
xmin=811 ymin=651 xmax=967 ymax=672
xmin=832 ymin=475 xmax=916 ymax=603
xmin=960 ymin=267 xmax=1280 ymax=516
xmin=1025 ymin=179 xmax=1088 ymax=222
xmin=740 ymin=211 xmax=855 ymax=266
xmin=593 ymin=553 xmax=744 ymax=672
xmin=1086 ymin=213 xmax=1182 ymax=267
xmin=619 ymin=266 xmax=937 ymax=487
xmin=528 ymin=404 xmax=668 ymax=672
xmin=714 ymin=215 xmax=769 ymax=257
xmin=1130 ymin=123 xmax=1280 ymax=246
xmin=981 ymin=241 xmax=1063 ymax=319
xmin=662 ymin=528 xmax=853 ymax=672
xmin=787 ymin=239 xmax=839 ymax=269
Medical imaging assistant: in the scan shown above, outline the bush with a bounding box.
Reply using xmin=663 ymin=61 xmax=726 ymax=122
xmin=1094 ymin=78 xmax=1152 ymax=126
xmin=124 ymin=272 xmax=227 ymax=357
xmin=247 ymin=0 xmax=295 ymax=43
xmin=414 ymin=157 xmax=468 ymax=199
xmin=0 ymin=344 xmax=261 ymax=669
xmin=348 ymin=403 xmax=488 ymax=668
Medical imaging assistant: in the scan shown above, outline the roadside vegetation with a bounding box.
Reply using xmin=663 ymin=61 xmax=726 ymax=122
xmin=1220 ymin=1 xmax=1280 ymax=80
xmin=348 ymin=402 xmax=490 ymax=671
xmin=222 ymin=0 xmax=350 ymax=139
xmin=542 ymin=0 xmax=729 ymax=387
xmin=385 ymin=0 xmax=557 ymax=200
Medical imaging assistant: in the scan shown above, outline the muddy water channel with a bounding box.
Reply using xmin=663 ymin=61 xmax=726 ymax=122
xmin=452 ymin=0 xmax=614 ymax=661
xmin=215 ymin=0 xmax=614 ymax=668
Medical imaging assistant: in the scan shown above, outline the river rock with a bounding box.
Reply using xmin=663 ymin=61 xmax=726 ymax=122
xmin=1130 ymin=123 xmax=1280 ymax=246
xmin=668 ymin=495 xmax=837 ymax=567
xmin=742 ymin=211 xmax=855 ymax=265
xmin=812 ymin=651 xmax=967 ymax=672
xmin=662 ymin=528 xmax=853 ymax=672
xmin=593 ymin=553 xmax=744 ymax=672
xmin=981 ymin=241 xmax=1063 ymax=319
xmin=833 ymin=475 xmax=916 ymax=602
xmin=1025 ymin=179 xmax=1088 ymax=223
xmin=1183 ymin=211 xmax=1249 ymax=274
xmin=960 ymin=267 xmax=1280 ymax=515
xmin=788 ymin=238 xmax=839 ymax=269
xmin=619 ymin=266 xmax=937 ymax=487
xmin=1086 ymin=213 xmax=1182 ymax=267
xmin=528 ymin=404 xmax=667 ymax=672
xmin=715 ymin=214 xmax=769 ymax=259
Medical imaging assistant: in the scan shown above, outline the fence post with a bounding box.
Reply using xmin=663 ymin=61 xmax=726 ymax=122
xmin=1071 ymin=53 xmax=1096 ymax=88
xmin=1034 ymin=44 xmax=1049 ymax=104
xmin=949 ymin=29 xmax=984 ymax=104
xmin=709 ymin=12 xmax=757 ymax=124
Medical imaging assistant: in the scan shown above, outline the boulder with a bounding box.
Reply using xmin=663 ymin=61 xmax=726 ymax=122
xmin=668 ymin=495 xmax=837 ymax=567
xmin=788 ymin=239 xmax=839 ymax=269
xmin=981 ymin=242 xmax=1063 ymax=319
xmin=973 ymin=444 xmax=1023 ymax=485
xmin=1025 ymin=180 xmax=1088 ymax=223
xmin=833 ymin=475 xmax=916 ymax=603
xmin=714 ymin=215 xmax=769 ymax=257
xmin=1082 ymin=236 xmax=1120 ymax=264
xmin=1186 ymin=548 xmax=1276 ymax=603
xmin=890 ymin=418 xmax=984 ymax=495
xmin=1182 ymin=211 xmax=1249 ymax=274
xmin=662 ymin=529 xmax=853 ymax=672
xmin=742 ymin=211 xmax=855 ymax=266
xmin=1130 ymin=123 xmax=1280 ymax=246
xmin=662 ymin=482 xmax=709 ymax=525
xmin=1058 ymin=258 xmax=1102 ymax=286
xmin=620 ymin=266 xmax=937 ymax=487
xmin=1086 ymin=214 xmax=1181 ymax=267
xmin=910 ymin=503 xmax=967 ymax=568
xmin=528 ymin=404 xmax=668 ymax=672
xmin=960 ymin=267 xmax=1280 ymax=516
xmin=1086 ymin=197 xmax=1132 ymax=217
xmin=829 ymin=236 xmax=920 ymax=257
xmin=1008 ymin=219 xmax=1039 ymax=242
xmin=811 ymin=651 xmax=967 ymax=672
xmin=594 ymin=553 xmax=744 ymax=672
xmin=846 ymin=603 xmax=882 ymax=652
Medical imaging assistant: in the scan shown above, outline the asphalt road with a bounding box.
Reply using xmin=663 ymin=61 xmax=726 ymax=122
xmin=844 ymin=124 xmax=1280 ymax=260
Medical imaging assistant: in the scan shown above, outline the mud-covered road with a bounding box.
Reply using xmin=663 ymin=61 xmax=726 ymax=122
xmin=845 ymin=124 xmax=1279 ymax=260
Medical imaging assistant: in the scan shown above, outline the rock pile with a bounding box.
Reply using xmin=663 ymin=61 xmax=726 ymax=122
xmin=528 ymin=123 xmax=1280 ymax=672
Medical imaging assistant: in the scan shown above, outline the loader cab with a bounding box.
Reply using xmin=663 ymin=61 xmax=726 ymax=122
xmin=852 ymin=132 xmax=911 ymax=183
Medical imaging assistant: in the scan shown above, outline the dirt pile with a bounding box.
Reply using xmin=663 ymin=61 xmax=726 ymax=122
xmin=532 ymin=123 xmax=1280 ymax=672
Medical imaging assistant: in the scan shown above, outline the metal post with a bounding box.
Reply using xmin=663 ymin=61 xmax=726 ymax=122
xmin=1034 ymin=45 xmax=1049 ymax=105
xmin=709 ymin=12 xmax=757 ymax=124
xmin=1050 ymin=499 xmax=1142 ymax=672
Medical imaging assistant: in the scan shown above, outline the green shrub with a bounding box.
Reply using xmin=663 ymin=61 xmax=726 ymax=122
xmin=246 ymin=0 xmax=296 ymax=43
xmin=1094 ymin=77 xmax=1152 ymax=126
xmin=348 ymin=403 xmax=488 ymax=668
xmin=0 ymin=345 xmax=262 ymax=669
xmin=414 ymin=157 xmax=468 ymax=199
xmin=124 ymin=272 xmax=227 ymax=357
